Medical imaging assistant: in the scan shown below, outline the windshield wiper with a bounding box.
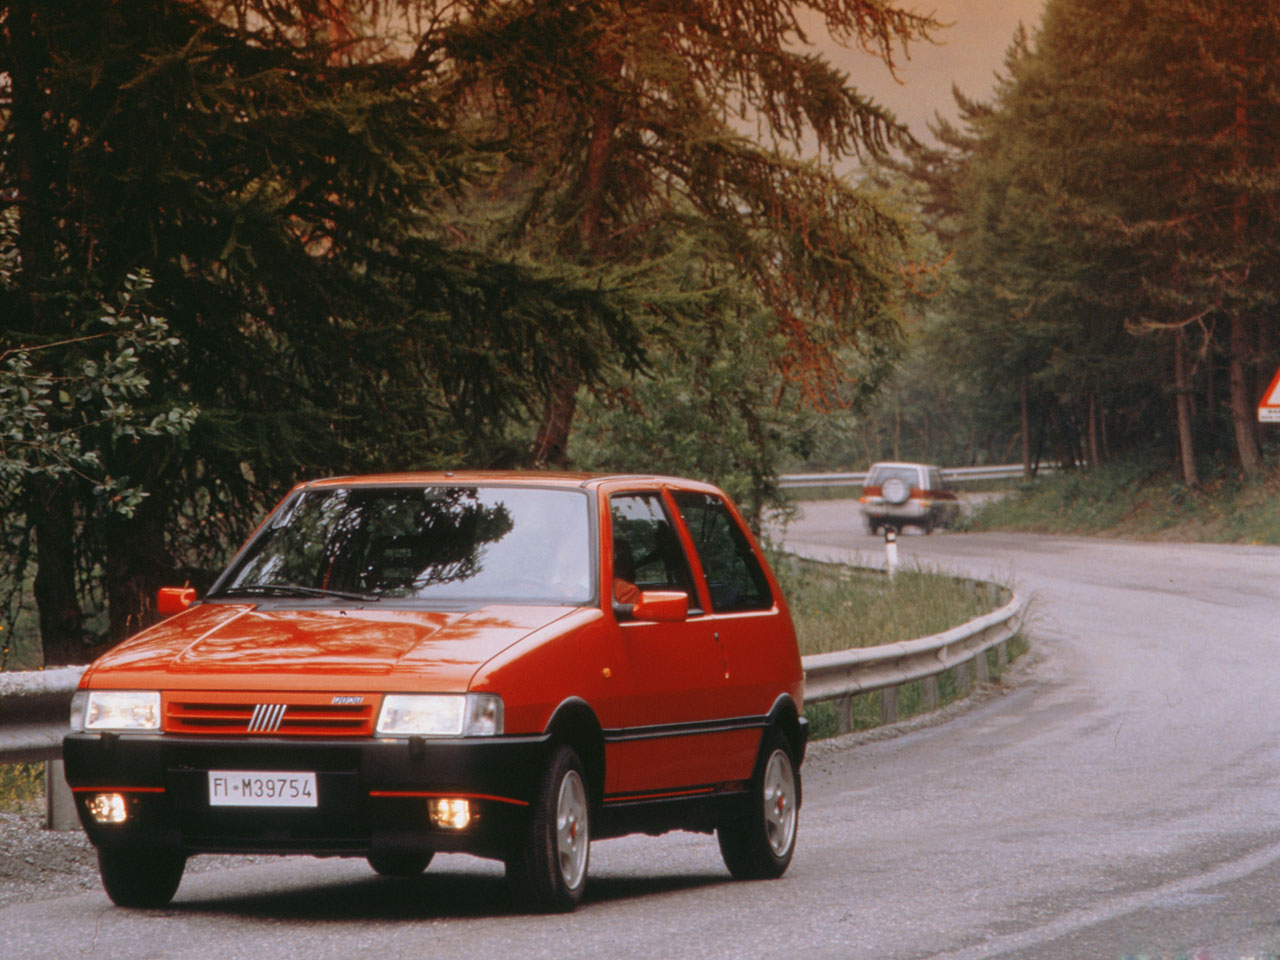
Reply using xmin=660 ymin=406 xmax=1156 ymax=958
xmin=214 ymin=583 xmax=376 ymax=603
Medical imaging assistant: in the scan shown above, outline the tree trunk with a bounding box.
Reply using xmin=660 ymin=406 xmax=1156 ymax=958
xmin=1228 ymin=313 xmax=1262 ymax=476
xmin=9 ymin=0 xmax=52 ymax=335
xmin=892 ymin=388 xmax=901 ymax=461
xmin=734 ymin=395 xmax=769 ymax=534
xmin=1205 ymin=352 xmax=1216 ymax=420
xmin=1173 ymin=330 xmax=1199 ymax=488
xmin=1086 ymin=390 xmax=1101 ymax=468
xmin=1020 ymin=376 xmax=1033 ymax=479
xmin=531 ymin=377 xmax=579 ymax=468
xmin=530 ymin=48 xmax=620 ymax=467
xmin=1100 ymin=401 xmax=1110 ymax=461
xmin=11 ymin=2 xmax=87 ymax=663
xmin=1227 ymin=56 xmax=1262 ymax=477
xmin=106 ymin=495 xmax=171 ymax=645
xmin=1032 ymin=406 xmax=1048 ymax=477
xmin=30 ymin=478 xmax=85 ymax=665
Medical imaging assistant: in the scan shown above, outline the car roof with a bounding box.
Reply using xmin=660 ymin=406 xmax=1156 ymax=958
xmin=868 ymin=461 xmax=936 ymax=470
xmin=298 ymin=471 xmax=721 ymax=493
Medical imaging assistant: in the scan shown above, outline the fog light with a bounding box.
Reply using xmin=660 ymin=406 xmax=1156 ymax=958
xmin=428 ymin=798 xmax=471 ymax=830
xmin=87 ymin=793 xmax=128 ymax=824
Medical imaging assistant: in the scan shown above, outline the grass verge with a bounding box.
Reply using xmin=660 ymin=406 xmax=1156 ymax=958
xmin=774 ymin=553 xmax=1027 ymax=740
xmin=776 ymin=555 xmax=1005 ymax=656
xmin=963 ymin=458 xmax=1280 ymax=544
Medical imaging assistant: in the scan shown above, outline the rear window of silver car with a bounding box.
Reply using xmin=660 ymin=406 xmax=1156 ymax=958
xmin=866 ymin=465 xmax=920 ymax=488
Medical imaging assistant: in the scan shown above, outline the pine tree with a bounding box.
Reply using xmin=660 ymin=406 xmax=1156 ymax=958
xmin=437 ymin=0 xmax=941 ymax=464
xmin=0 ymin=1 xmax=656 ymax=656
xmin=905 ymin=0 xmax=1280 ymax=483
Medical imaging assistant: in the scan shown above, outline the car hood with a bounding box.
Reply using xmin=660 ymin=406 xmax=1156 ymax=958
xmin=81 ymin=602 xmax=580 ymax=692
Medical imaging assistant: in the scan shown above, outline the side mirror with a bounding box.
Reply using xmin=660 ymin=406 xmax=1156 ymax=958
xmin=156 ymin=587 xmax=197 ymax=617
xmin=630 ymin=590 xmax=689 ymax=623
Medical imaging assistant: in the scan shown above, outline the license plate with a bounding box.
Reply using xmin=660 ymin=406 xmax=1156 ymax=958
xmin=208 ymin=770 xmax=317 ymax=808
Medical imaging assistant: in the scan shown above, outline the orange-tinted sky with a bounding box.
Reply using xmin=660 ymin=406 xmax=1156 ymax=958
xmin=818 ymin=0 xmax=1049 ymax=145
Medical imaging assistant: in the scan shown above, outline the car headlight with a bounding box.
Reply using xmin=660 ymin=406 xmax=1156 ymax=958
xmin=375 ymin=693 xmax=504 ymax=737
xmin=71 ymin=690 xmax=161 ymax=732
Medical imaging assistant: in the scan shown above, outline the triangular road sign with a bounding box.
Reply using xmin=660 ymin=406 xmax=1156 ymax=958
xmin=1260 ymin=364 xmax=1280 ymax=423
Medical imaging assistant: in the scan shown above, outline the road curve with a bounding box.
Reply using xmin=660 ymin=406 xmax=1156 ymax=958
xmin=4 ymin=500 xmax=1280 ymax=959
xmin=789 ymin=500 xmax=1280 ymax=959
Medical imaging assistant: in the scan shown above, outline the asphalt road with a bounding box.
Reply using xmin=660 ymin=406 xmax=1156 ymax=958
xmin=6 ymin=501 xmax=1280 ymax=960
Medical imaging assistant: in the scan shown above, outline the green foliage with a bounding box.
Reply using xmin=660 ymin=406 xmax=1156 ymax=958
xmin=26 ymin=0 xmax=645 ymax=470
xmin=797 ymin=321 xmax=1020 ymax=470
xmin=0 ymin=562 xmax=40 ymax=670
xmin=786 ymin=163 xmax=1006 ymax=473
xmin=0 ymin=256 xmax=196 ymax=666
xmin=569 ymin=301 xmax=822 ymax=527
xmin=0 ymin=762 xmax=44 ymax=813
xmin=969 ymin=456 xmax=1280 ymax=543
xmin=0 ymin=270 xmax=196 ymax=515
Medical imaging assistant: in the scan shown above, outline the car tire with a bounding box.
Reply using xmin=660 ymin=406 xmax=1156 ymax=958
xmin=367 ymin=851 xmax=433 ymax=877
xmin=717 ymin=732 xmax=799 ymax=880
xmin=506 ymin=744 xmax=590 ymax=912
xmin=98 ymin=847 xmax=186 ymax=908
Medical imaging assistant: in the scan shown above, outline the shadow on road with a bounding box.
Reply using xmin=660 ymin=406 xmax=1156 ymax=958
xmin=169 ymin=866 xmax=728 ymax=921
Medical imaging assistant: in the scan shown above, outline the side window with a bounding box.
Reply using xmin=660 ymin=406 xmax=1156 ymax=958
xmin=671 ymin=492 xmax=773 ymax=613
xmin=609 ymin=493 xmax=696 ymax=605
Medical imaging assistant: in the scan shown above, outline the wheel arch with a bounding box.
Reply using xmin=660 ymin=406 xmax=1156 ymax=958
xmin=765 ymin=694 xmax=807 ymax=768
xmin=544 ymin=697 xmax=606 ymax=808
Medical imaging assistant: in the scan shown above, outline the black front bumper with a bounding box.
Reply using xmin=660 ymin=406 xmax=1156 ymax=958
xmin=63 ymin=732 xmax=550 ymax=860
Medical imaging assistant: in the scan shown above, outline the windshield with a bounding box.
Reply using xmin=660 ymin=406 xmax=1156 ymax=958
xmin=213 ymin=485 xmax=594 ymax=605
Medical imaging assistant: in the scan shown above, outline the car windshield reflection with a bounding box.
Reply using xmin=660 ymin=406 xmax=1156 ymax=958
xmin=213 ymin=486 xmax=593 ymax=605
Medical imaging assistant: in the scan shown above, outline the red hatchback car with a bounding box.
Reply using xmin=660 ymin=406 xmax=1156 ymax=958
xmin=63 ymin=473 xmax=807 ymax=912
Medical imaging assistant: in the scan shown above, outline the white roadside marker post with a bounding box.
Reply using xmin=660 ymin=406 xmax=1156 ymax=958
xmin=884 ymin=528 xmax=898 ymax=580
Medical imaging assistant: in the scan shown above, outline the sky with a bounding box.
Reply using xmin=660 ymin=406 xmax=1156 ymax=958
xmin=816 ymin=0 xmax=1050 ymax=146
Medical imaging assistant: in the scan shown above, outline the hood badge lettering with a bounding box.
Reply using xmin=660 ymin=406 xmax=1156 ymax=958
xmin=331 ymin=696 xmax=363 ymax=705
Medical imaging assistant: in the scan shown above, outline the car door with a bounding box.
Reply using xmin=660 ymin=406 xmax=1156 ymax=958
xmin=669 ymin=489 xmax=798 ymax=724
xmin=600 ymin=489 xmax=740 ymax=798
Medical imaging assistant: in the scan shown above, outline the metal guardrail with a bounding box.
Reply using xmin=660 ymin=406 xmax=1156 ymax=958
xmin=1 ymin=574 xmax=1026 ymax=824
xmin=0 ymin=666 xmax=86 ymax=764
xmin=778 ymin=463 xmax=1048 ymax=489
xmin=1 ymin=595 xmax=1026 ymax=755
xmin=803 ymin=586 xmax=1026 ymax=729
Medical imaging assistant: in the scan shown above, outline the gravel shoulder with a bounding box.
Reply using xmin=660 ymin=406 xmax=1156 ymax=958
xmin=0 ymin=804 xmax=272 ymax=908
xmin=0 ymin=808 xmax=99 ymax=907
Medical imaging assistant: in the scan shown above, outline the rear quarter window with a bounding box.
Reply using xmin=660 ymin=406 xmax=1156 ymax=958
xmin=671 ymin=492 xmax=773 ymax=613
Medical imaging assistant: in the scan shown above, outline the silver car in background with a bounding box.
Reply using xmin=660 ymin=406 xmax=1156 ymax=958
xmin=859 ymin=462 xmax=960 ymax=534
